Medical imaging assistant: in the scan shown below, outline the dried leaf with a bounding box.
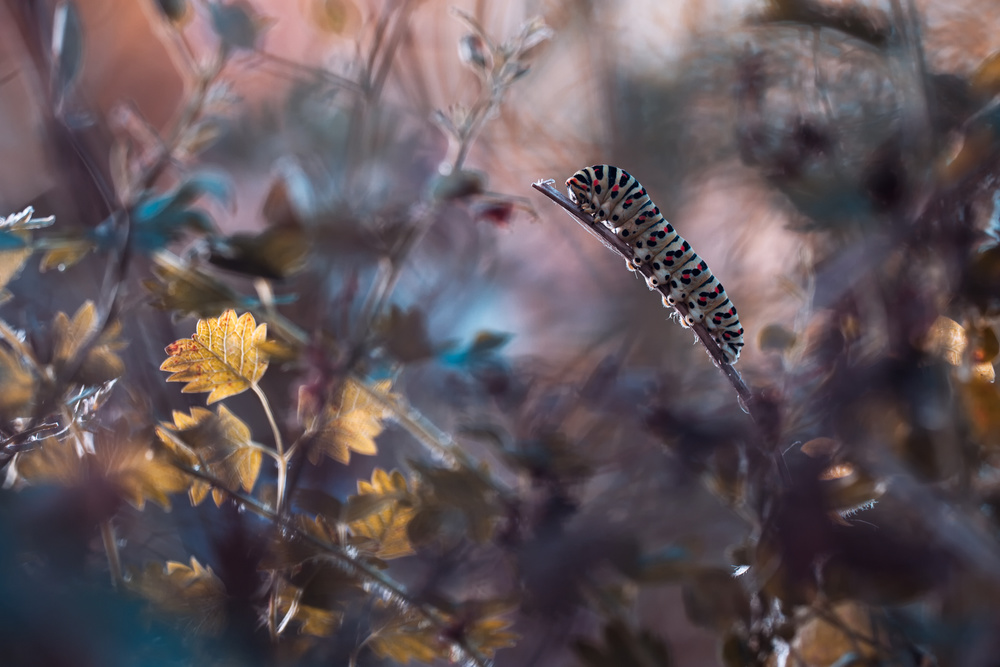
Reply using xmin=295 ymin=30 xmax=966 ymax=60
xmin=0 ymin=231 xmax=32 ymax=301
xmin=161 ymin=310 xmax=268 ymax=404
xmin=573 ymin=619 xmax=672 ymax=667
xmin=375 ymin=306 xmax=435 ymax=363
xmin=348 ymin=468 xmax=416 ymax=559
xmin=758 ymin=323 xmax=797 ymax=352
xmin=464 ymin=614 xmax=519 ymax=659
xmin=301 ymin=378 xmax=392 ymax=465
xmin=962 ymin=379 xmax=1000 ymax=449
xmin=0 ymin=345 xmax=36 ymax=420
xmin=39 ymin=239 xmax=95 ymax=273
xmin=411 ymin=462 xmax=501 ymax=543
xmin=15 ymin=422 xmax=189 ymax=510
xmin=274 ymin=579 xmax=342 ymax=637
xmin=156 ymin=405 xmax=261 ymax=506
xmin=145 ymin=253 xmax=245 ymax=319
xmin=924 ymin=316 xmax=995 ymax=381
xmin=310 ymin=0 xmax=361 ymax=34
xmin=207 ymin=224 xmax=309 ymax=280
xmin=972 ymin=50 xmax=1000 ymax=99
xmin=368 ymin=610 xmax=445 ymax=664
xmin=52 ymin=301 xmax=127 ymax=385
xmin=792 ymin=602 xmax=882 ymax=666
xmin=131 ymin=557 xmax=227 ymax=635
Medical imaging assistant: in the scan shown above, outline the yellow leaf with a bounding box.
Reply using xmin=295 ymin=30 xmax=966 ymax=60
xmin=274 ymin=580 xmax=342 ymax=637
xmin=0 ymin=345 xmax=35 ymax=420
xmin=465 ymin=614 xmax=519 ymax=658
xmin=145 ymin=252 xmax=243 ymax=319
xmin=52 ymin=302 xmax=127 ymax=385
xmin=160 ymin=310 xmax=268 ymax=404
xmin=156 ymin=405 xmax=262 ymax=506
xmin=973 ymin=50 xmax=1000 ymax=99
xmin=348 ymin=468 xmax=416 ymax=559
xmin=368 ymin=614 xmax=444 ymax=664
xmin=793 ymin=601 xmax=883 ymax=665
xmin=310 ymin=0 xmax=361 ymax=34
xmin=15 ymin=421 xmax=189 ymax=510
xmin=131 ymin=556 xmax=227 ymax=635
xmin=39 ymin=239 xmax=94 ymax=273
xmin=924 ymin=316 xmax=995 ymax=381
xmin=302 ymin=378 xmax=391 ymax=465
xmin=925 ymin=316 xmax=966 ymax=366
xmin=0 ymin=232 xmax=32 ymax=301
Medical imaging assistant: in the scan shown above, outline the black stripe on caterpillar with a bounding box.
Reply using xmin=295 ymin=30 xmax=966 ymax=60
xmin=566 ymin=164 xmax=745 ymax=363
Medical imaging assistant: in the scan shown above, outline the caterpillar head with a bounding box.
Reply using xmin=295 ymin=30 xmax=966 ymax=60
xmin=566 ymin=174 xmax=596 ymax=214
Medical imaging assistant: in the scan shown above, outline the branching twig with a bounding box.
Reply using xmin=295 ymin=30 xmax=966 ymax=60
xmin=531 ymin=179 xmax=756 ymax=411
xmin=171 ymin=463 xmax=493 ymax=667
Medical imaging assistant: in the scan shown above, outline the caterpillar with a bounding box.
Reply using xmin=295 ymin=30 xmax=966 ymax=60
xmin=565 ymin=164 xmax=744 ymax=363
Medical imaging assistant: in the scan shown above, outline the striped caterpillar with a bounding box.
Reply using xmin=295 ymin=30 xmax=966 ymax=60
xmin=566 ymin=165 xmax=744 ymax=363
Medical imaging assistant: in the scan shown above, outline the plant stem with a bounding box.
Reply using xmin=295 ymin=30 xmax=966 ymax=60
xmin=251 ymin=383 xmax=284 ymax=458
xmin=100 ymin=519 xmax=123 ymax=588
xmin=354 ymin=378 xmax=517 ymax=502
xmin=251 ymin=382 xmax=286 ymax=512
xmin=175 ymin=463 xmax=492 ymax=667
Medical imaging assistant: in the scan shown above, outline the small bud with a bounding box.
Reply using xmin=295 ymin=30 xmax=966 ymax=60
xmin=458 ymin=34 xmax=491 ymax=73
xmin=155 ymin=0 xmax=192 ymax=26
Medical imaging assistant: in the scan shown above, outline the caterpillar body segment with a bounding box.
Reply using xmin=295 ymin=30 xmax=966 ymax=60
xmin=565 ymin=164 xmax=745 ymax=364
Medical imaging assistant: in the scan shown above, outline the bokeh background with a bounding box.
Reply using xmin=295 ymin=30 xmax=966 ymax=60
xmin=3 ymin=0 xmax=1000 ymax=665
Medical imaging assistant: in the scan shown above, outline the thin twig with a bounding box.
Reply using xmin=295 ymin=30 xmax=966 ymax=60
xmin=530 ymin=179 xmax=756 ymax=411
xmin=250 ymin=382 xmax=286 ymax=513
xmin=101 ymin=519 xmax=124 ymax=588
xmin=171 ymin=463 xmax=493 ymax=667
xmin=255 ymin=50 xmax=365 ymax=95
xmin=354 ymin=379 xmax=517 ymax=502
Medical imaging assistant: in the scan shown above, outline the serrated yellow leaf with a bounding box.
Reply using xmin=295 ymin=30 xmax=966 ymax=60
xmin=302 ymin=378 xmax=391 ymax=465
xmin=131 ymin=556 xmax=227 ymax=635
xmin=39 ymin=239 xmax=93 ymax=272
xmin=15 ymin=421 xmax=188 ymax=510
xmin=466 ymin=615 xmax=519 ymax=657
xmin=52 ymin=301 xmax=127 ymax=385
xmin=145 ymin=253 xmax=242 ymax=319
xmin=369 ymin=624 xmax=444 ymax=664
xmin=160 ymin=310 xmax=268 ymax=404
xmin=0 ymin=233 xmax=31 ymax=299
xmin=274 ymin=579 xmax=342 ymax=637
xmin=0 ymin=345 xmax=35 ymax=420
xmin=156 ymin=405 xmax=262 ymax=506
xmin=348 ymin=468 xmax=416 ymax=559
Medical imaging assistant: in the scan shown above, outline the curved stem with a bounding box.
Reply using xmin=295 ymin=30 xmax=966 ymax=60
xmin=251 ymin=382 xmax=286 ymax=512
xmin=252 ymin=383 xmax=284 ymax=457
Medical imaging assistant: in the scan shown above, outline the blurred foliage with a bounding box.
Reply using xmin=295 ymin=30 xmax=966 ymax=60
xmin=4 ymin=0 xmax=1000 ymax=666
